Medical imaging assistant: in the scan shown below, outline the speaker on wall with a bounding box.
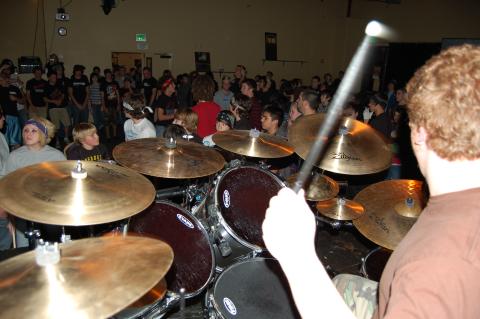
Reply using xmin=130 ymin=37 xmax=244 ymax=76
xmin=265 ymin=32 xmax=277 ymax=61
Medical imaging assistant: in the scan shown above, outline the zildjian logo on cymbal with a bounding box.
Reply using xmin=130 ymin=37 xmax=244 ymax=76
xmin=331 ymin=152 xmax=361 ymax=161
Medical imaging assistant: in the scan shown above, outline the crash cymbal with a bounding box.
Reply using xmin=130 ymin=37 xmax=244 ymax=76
xmin=353 ymin=180 xmax=426 ymax=250
xmin=0 ymin=161 xmax=155 ymax=226
xmin=286 ymin=173 xmax=339 ymax=201
xmin=129 ymin=278 xmax=167 ymax=308
xmin=316 ymin=197 xmax=365 ymax=221
xmin=213 ymin=129 xmax=294 ymax=158
xmin=113 ymin=138 xmax=225 ymax=178
xmin=0 ymin=236 xmax=173 ymax=319
xmin=288 ymin=114 xmax=392 ymax=175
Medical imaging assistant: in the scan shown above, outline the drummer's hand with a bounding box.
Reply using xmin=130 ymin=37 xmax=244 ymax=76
xmin=263 ymin=187 xmax=316 ymax=263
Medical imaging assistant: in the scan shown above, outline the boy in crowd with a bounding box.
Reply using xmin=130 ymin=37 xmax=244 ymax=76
xmin=203 ymin=110 xmax=235 ymax=147
xmin=261 ymin=104 xmax=284 ymax=137
xmin=65 ymin=123 xmax=110 ymax=161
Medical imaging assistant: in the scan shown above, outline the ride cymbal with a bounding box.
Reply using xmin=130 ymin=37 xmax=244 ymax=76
xmin=286 ymin=173 xmax=339 ymax=201
xmin=0 ymin=161 xmax=155 ymax=226
xmin=288 ymin=114 xmax=391 ymax=175
xmin=353 ymin=180 xmax=426 ymax=250
xmin=113 ymin=138 xmax=225 ymax=178
xmin=316 ymin=197 xmax=365 ymax=221
xmin=0 ymin=236 xmax=173 ymax=319
xmin=213 ymin=129 xmax=294 ymax=158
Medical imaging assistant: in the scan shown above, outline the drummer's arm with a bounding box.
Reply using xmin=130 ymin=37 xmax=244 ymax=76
xmin=263 ymin=188 xmax=355 ymax=319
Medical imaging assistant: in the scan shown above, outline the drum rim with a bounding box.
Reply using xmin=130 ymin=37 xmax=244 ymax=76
xmin=360 ymin=246 xmax=391 ymax=280
xmin=212 ymin=165 xmax=285 ymax=251
xmin=129 ymin=200 xmax=216 ymax=299
xmin=210 ymin=257 xmax=276 ymax=317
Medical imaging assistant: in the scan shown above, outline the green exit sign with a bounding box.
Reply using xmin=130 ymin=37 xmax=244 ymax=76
xmin=136 ymin=33 xmax=147 ymax=42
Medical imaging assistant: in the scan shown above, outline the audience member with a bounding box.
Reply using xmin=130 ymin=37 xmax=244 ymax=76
xmin=214 ymin=76 xmax=234 ymax=110
xmin=123 ymin=95 xmax=156 ymax=141
xmin=191 ymin=75 xmax=221 ymax=138
xmin=65 ymin=123 xmax=110 ymax=161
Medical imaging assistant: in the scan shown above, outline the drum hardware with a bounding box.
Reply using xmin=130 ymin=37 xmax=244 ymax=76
xmin=24 ymin=228 xmax=41 ymax=249
xmin=0 ymin=236 xmax=174 ymax=319
xmin=353 ymin=179 xmax=426 ymax=250
xmin=112 ymin=137 xmax=225 ymax=179
xmin=314 ymin=213 xmax=354 ymax=230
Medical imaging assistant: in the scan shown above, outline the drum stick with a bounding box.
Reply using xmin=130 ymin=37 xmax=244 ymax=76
xmin=293 ymin=22 xmax=387 ymax=193
xmin=11 ymin=222 xmax=16 ymax=249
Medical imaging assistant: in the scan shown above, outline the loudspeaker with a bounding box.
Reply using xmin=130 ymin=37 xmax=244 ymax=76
xmin=18 ymin=56 xmax=42 ymax=74
xmin=265 ymin=32 xmax=277 ymax=61
xmin=194 ymin=52 xmax=211 ymax=72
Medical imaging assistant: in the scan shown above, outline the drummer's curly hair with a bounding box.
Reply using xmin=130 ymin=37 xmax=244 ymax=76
xmin=407 ymin=44 xmax=480 ymax=160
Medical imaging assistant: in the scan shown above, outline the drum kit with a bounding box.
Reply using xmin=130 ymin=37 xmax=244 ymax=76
xmin=0 ymin=116 xmax=426 ymax=318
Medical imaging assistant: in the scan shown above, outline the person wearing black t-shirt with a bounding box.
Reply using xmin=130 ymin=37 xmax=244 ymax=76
xmin=65 ymin=123 xmax=110 ymax=161
xmin=0 ymin=74 xmax=22 ymax=147
xmin=100 ymin=69 xmax=120 ymax=139
xmin=152 ymin=78 xmax=177 ymax=137
xmin=44 ymin=72 xmax=71 ymax=144
xmin=68 ymin=65 xmax=90 ymax=125
xmin=26 ymin=66 xmax=48 ymax=118
xmin=368 ymin=94 xmax=392 ymax=140
xmin=142 ymin=67 xmax=157 ymax=107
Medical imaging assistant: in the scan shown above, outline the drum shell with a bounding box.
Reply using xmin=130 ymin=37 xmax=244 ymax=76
xmin=360 ymin=247 xmax=392 ymax=282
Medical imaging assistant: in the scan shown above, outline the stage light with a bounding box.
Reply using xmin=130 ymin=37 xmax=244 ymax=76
xmin=58 ymin=27 xmax=67 ymax=36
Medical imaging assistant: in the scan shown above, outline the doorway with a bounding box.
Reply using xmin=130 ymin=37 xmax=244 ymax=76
xmin=111 ymin=52 xmax=145 ymax=70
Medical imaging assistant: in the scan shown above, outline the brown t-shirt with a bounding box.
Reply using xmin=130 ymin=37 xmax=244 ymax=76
xmin=375 ymin=187 xmax=480 ymax=318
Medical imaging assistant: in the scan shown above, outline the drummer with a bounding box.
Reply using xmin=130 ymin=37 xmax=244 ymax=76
xmin=2 ymin=117 xmax=65 ymax=248
xmin=263 ymin=45 xmax=480 ymax=319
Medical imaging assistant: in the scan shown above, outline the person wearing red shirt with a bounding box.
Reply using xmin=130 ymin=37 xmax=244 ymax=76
xmin=191 ymin=75 xmax=220 ymax=138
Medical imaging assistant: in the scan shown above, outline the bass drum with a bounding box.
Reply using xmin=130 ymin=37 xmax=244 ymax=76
xmin=360 ymin=247 xmax=392 ymax=282
xmin=206 ymin=258 xmax=301 ymax=319
xmin=207 ymin=165 xmax=284 ymax=270
xmin=115 ymin=201 xmax=215 ymax=318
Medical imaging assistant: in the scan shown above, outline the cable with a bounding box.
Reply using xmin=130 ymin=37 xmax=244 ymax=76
xmin=32 ymin=0 xmax=40 ymax=55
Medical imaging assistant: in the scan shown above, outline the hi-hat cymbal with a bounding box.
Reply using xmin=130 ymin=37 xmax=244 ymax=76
xmin=286 ymin=173 xmax=339 ymax=201
xmin=0 ymin=236 xmax=173 ymax=319
xmin=316 ymin=197 xmax=365 ymax=221
xmin=0 ymin=161 xmax=155 ymax=226
xmin=353 ymin=180 xmax=426 ymax=250
xmin=213 ymin=129 xmax=294 ymax=158
xmin=288 ymin=114 xmax=392 ymax=175
xmin=113 ymin=138 xmax=225 ymax=178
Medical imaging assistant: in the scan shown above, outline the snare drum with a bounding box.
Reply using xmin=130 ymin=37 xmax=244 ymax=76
xmin=206 ymin=258 xmax=301 ymax=319
xmin=207 ymin=165 xmax=284 ymax=269
xmin=115 ymin=201 xmax=215 ymax=318
xmin=360 ymin=247 xmax=392 ymax=282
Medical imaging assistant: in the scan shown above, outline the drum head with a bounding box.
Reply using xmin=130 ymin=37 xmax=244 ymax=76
xmin=362 ymin=247 xmax=391 ymax=282
xmin=212 ymin=258 xmax=300 ymax=319
xmin=129 ymin=201 xmax=214 ymax=297
xmin=216 ymin=166 xmax=283 ymax=249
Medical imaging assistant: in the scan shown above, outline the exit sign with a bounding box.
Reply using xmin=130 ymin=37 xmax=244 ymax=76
xmin=136 ymin=33 xmax=147 ymax=42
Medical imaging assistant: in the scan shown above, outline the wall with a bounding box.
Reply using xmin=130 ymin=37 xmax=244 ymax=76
xmin=1 ymin=0 xmax=479 ymax=83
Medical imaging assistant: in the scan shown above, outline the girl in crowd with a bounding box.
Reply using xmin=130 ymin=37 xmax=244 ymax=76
xmin=3 ymin=117 xmax=65 ymax=248
xmin=123 ymin=94 xmax=156 ymax=141
xmin=229 ymin=94 xmax=252 ymax=130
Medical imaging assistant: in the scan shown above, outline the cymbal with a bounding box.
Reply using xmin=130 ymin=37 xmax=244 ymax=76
xmin=213 ymin=129 xmax=294 ymax=158
xmin=0 ymin=161 xmax=155 ymax=226
xmin=353 ymin=180 xmax=426 ymax=250
xmin=316 ymin=197 xmax=365 ymax=221
xmin=0 ymin=236 xmax=173 ymax=319
xmin=288 ymin=114 xmax=392 ymax=175
xmin=286 ymin=173 xmax=339 ymax=201
xmin=113 ymin=138 xmax=225 ymax=178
